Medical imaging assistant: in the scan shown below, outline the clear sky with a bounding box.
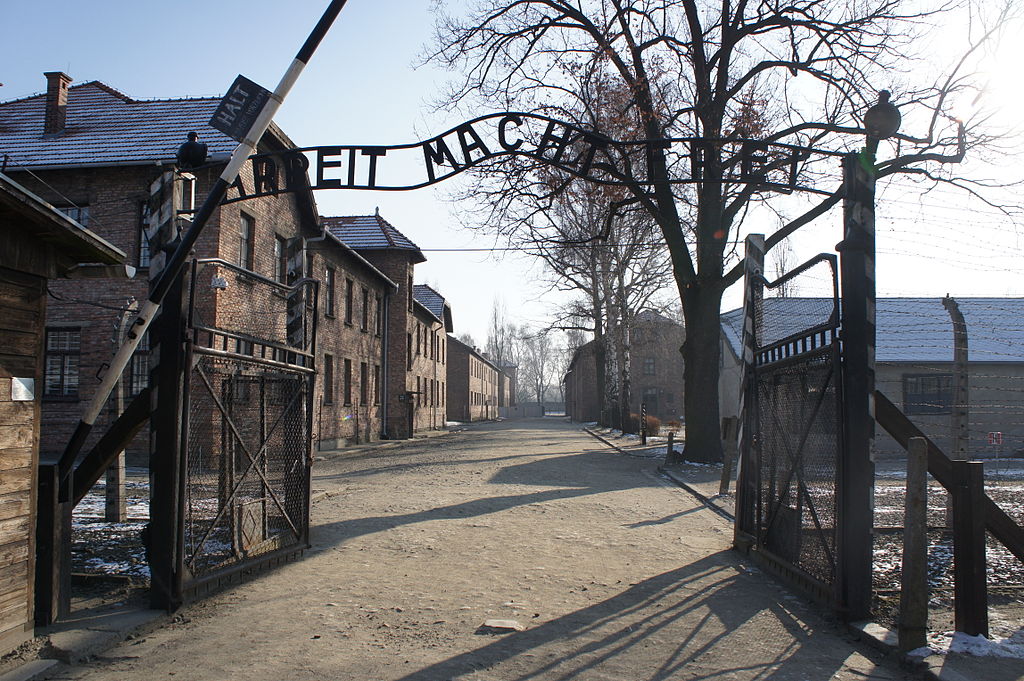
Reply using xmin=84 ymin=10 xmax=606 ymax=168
xmin=4 ymin=1 xmax=1024 ymax=344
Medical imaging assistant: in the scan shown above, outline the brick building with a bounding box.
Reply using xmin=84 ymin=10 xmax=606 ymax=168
xmin=564 ymin=310 xmax=686 ymax=424
xmin=323 ymin=214 xmax=450 ymax=438
xmin=308 ymin=232 xmax=398 ymax=448
xmin=0 ymin=73 xmax=463 ymax=458
xmin=0 ymin=172 xmax=126 ymax=651
xmin=446 ymin=336 xmax=501 ymax=422
xmin=720 ymin=297 xmax=1024 ymax=459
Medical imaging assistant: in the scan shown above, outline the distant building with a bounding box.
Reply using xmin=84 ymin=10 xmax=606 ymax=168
xmin=446 ymin=336 xmax=501 ymax=422
xmin=323 ymin=215 xmax=451 ymax=438
xmin=720 ymin=297 xmax=1024 ymax=459
xmin=564 ymin=310 xmax=685 ymax=424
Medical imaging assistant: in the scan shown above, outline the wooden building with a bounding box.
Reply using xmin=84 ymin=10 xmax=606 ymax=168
xmin=0 ymin=171 xmax=125 ymax=652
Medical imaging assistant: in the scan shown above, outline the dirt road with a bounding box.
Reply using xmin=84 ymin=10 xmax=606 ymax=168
xmin=51 ymin=419 xmax=912 ymax=680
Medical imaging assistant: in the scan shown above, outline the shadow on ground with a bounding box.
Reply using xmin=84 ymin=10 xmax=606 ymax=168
xmin=384 ymin=552 xmax=869 ymax=681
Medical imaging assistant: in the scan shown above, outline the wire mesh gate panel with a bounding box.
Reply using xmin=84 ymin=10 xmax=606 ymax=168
xmin=178 ymin=258 xmax=317 ymax=598
xmin=739 ymin=255 xmax=845 ymax=604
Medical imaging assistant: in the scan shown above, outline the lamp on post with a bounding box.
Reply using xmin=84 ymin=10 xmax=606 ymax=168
xmin=863 ymin=90 xmax=902 ymax=160
xmin=836 ymin=88 xmax=900 ymax=620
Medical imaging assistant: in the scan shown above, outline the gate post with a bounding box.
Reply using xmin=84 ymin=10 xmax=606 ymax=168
xmin=146 ymin=172 xmax=189 ymax=611
xmin=836 ymin=153 xmax=877 ymax=621
xmin=734 ymin=233 xmax=765 ymax=547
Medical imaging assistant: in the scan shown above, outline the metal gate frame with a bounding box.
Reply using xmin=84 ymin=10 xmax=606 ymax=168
xmin=737 ymin=253 xmax=846 ymax=607
xmin=162 ymin=258 xmax=318 ymax=605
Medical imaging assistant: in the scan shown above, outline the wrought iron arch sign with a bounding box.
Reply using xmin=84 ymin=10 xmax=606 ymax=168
xmin=217 ymin=112 xmax=845 ymax=205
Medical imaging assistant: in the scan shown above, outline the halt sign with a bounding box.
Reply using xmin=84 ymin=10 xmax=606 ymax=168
xmin=210 ymin=75 xmax=273 ymax=143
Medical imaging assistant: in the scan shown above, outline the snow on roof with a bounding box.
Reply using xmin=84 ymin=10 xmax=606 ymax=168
xmin=721 ymin=297 xmax=1024 ymax=363
xmin=321 ymin=214 xmax=425 ymax=263
xmin=0 ymin=81 xmax=237 ymax=169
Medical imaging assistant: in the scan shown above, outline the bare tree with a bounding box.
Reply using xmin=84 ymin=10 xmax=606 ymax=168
xmin=518 ymin=327 xmax=558 ymax=405
xmin=430 ymin=0 xmax=1020 ymax=460
xmin=770 ymin=238 xmax=796 ymax=298
xmin=485 ymin=297 xmax=520 ymax=368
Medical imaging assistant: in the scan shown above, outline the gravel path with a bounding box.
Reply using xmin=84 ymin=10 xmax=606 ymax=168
xmin=50 ymin=418 xmax=912 ymax=680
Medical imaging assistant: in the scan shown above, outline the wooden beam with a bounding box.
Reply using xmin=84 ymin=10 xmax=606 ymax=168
xmin=70 ymin=388 xmax=150 ymax=506
xmin=875 ymin=390 xmax=1024 ymax=564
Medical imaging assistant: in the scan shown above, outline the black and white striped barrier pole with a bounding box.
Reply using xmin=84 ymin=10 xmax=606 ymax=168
xmin=59 ymin=0 xmax=352 ymax=480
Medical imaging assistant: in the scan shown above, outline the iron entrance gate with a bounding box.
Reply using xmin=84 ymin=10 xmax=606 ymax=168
xmin=177 ymin=258 xmax=318 ymax=600
xmin=737 ymin=254 xmax=845 ymax=606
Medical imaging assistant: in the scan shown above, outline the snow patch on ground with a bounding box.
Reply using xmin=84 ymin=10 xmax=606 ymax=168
xmin=910 ymin=630 xmax=1024 ymax=659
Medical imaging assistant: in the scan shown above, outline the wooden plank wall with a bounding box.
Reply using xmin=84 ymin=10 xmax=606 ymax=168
xmin=0 ymin=267 xmax=43 ymax=653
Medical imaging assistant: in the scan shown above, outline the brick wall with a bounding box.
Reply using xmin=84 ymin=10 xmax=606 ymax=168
xmin=309 ymin=244 xmax=389 ymax=448
xmin=12 ymin=161 xmax=316 ymax=459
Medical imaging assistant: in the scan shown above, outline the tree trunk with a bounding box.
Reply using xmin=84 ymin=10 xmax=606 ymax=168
xmin=681 ymin=282 xmax=725 ymax=462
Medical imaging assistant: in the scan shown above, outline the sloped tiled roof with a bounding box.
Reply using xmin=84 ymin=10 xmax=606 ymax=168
xmin=413 ymin=284 xmax=445 ymax=319
xmin=322 ymin=214 xmax=425 ymax=263
xmin=0 ymin=81 xmax=238 ymax=169
xmin=412 ymin=283 xmax=454 ymax=332
xmin=721 ymin=297 xmax=1024 ymax=363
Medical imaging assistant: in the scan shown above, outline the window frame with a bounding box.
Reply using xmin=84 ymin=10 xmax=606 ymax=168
xmin=43 ymin=327 xmax=81 ymax=401
xmin=239 ymin=212 xmax=255 ymax=271
xmin=323 ymin=354 xmax=334 ymax=405
xmin=274 ymin=234 xmax=289 ymax=284
xmin=902 ymin=373 xmax=954 ymax=415
xmin=343 ymin=358 xmax=353 ymax=406
xmin=344 ymin=278 xmax=354 ymax=325
xmin=324 ymin=267 xmax=336 ymax=317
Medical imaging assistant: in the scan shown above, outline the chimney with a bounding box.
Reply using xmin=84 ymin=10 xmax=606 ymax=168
xmin=43 ymin=72 xmax=72 ymax=134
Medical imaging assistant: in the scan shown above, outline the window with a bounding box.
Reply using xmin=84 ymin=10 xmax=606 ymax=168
xmin=360 ymin=362 xmax=369 ymax=405
xmin=408 ymin=276 xmax=414 ymax=312
xmin=344 ymin=278 xmax=354 ymax=325
xmin=361 ymin=287 xmax=369 ymax=331
xmin=374 ymin=295 xmax=383 ymax=336
xmin=903 ymin=373 xmax=953 ymax=415
xmin=56 ymin=204 xmax=89 ymax=226
xmin=274 ymin=234 xmax=288 ymax=283
xmin=44 ymin=328 xmax=80 ymax=399
xmin=127 ymin=333 xmax=149 ymax=397
xmin=138 ymin=201 xmax=151 ymax=268
xmin=407 ymin=334 xmax=413 ymax=370
xmin=643 ymin=357 xmax=656 ymax=376
xmin=416 ymin=325 xmax=421 ymax=355
xmin=374 ymin=364 xmax=381 ymax=404
xmin=416 ymin=376 xmax=421 ymax=406
xmin=239 ymin=213 xmax=255 ymax=270
xmin=323 ymin=355 xmax=334 ymax=404
xmin=343 ymin=359 xmax=352 ymax=406
xmin=325 ymin=267 xmax=336 ymax=317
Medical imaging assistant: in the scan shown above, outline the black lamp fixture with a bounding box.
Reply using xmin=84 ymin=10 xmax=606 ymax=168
xmin=863 ymin=90 xmax=901 ymax=157
xmin=176 ymin=131 xmax=208 ymax=170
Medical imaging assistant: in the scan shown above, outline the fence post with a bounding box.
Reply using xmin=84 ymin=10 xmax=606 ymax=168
xmin=951 ymin=459 xmax=988 ymax=637
xmin=899 ymin=437 xmax=929 ymax=651
xmin=837 ymin=152 xmax=877 ymax=621
xmin=720 ymin=416 xmax=739 ymax=495
xmin=942 ymin=295 xmax=969 ymax=529
xmin=640 ymin=402 xmax=647 ymax=445
xmin=148 ymin=268 xmax=188 ymax=611
xmin=735 ymin=233 xmax=765 ymax=546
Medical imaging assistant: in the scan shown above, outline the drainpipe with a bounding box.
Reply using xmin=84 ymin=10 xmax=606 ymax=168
xmin=380 ymin=289 xmax=390 ymax=438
